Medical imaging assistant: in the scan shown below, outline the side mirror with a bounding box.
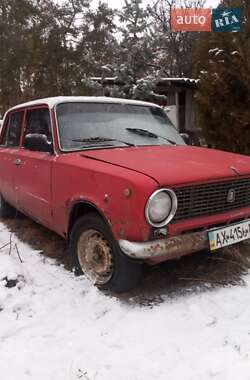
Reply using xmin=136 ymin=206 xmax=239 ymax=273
xmin=24 ymin=134 xmax=53 ymax=153
xmin=180 ymin=133 xmax=192 ymax=145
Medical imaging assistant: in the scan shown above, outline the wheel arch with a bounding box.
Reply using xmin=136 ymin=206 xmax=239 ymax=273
xmin=67 ymin=200 xmax=110 ymax=238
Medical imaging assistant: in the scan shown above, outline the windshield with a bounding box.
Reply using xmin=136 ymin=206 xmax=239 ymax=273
xmin=56 ymin=102 xmax=185 ymax=151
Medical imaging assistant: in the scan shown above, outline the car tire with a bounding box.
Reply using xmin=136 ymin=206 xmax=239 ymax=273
xmin=69 ymin=213 xmax=143 ymax=293
xmin=0 ymin=195 xmax=17 ymax=218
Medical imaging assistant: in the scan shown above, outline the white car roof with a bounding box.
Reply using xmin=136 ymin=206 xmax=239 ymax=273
xmin=8 ymin=96 xmax=161 ymax=112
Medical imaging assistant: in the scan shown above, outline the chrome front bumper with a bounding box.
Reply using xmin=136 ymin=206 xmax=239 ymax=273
xmin=119 ymin=230 xmax=209 ymax=260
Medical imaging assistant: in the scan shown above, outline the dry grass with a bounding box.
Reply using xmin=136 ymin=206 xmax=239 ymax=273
xmin=1 ymin=215 xmax=250 ymax=304
xmin=1 ymin=216 xmax=69 ymax=267
xmin=127 ymin=243 xmax=250 ymax=305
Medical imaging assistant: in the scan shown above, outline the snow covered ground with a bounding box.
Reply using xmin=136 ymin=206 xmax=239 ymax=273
xmin=1 ymin=221 xmax=250 ymax=380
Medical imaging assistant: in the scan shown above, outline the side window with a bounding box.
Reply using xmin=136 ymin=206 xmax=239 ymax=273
xmin=0 ymin=115 xmax=10 ymax=146
xmin=24 ymin=108 xmax=52 ymax=144
xmin=7 ymin=112 xmax=24 ymax=147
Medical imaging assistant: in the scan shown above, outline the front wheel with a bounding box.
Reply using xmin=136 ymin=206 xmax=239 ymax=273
xmin=69 ymin=213 xmax=142 ymax=293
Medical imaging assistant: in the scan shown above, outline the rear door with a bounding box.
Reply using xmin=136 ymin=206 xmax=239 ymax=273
xmin=15 ymin=107 xmax=54 ymax=228
xmin=0 ymin=111 xmax=24 ymax=207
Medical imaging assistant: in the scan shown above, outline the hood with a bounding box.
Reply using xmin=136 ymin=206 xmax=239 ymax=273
xmin=81 ymin=145 xmax=250 ymax=186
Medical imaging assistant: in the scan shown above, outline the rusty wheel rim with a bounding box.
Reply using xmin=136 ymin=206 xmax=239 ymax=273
xmin=77 ymin=229 xmax=114 ymax=285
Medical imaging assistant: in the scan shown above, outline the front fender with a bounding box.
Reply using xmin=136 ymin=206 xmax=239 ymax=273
xmin=52 ymin=154 xmax=158 ymax=241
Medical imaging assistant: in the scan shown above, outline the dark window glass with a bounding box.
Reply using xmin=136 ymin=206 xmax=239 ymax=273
xmin=25 ymin=108 xmax=52 ymax=141
xmin=7 ymin=112 xmax=23 ymax=147
xmin=0 ymin=115 xmax=9 ymax=146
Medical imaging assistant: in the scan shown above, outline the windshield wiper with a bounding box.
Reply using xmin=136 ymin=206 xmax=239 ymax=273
xmin=72 ymin=137 xmax=135 ymax=147
xmin=126 ymin=128 xmax=177 ymax=145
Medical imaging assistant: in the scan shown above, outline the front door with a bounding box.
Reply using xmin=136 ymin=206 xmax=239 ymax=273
xmin=15 ymin=107 xmax=54 ymax=228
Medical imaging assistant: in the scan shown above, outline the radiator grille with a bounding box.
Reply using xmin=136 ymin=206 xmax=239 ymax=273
xmin=173 ymin=178 xmax=250 ymax=222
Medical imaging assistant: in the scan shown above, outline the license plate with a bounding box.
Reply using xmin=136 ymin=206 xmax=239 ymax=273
xmin=208 ymin=219 xmax=250 ymax=251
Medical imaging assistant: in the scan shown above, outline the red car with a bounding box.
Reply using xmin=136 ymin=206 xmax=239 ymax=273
xmin=0 ymin=97 xmax=250 ymax=292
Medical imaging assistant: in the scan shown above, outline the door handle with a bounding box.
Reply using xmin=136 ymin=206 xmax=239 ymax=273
xmin=13 ymin=159 xmax=22 ymax=166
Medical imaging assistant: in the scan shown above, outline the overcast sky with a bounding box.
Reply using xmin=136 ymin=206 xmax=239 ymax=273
xmin=54 ymin=0 xmax=221 ymax=9
xmin=90 ymin=0 xmax=221 ymax=9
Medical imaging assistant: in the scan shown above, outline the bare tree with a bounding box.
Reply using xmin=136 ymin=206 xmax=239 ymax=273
xmin=147 ymin=0 xmax=206 ymax=77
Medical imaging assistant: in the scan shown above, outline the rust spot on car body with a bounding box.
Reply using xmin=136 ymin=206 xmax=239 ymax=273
xmin=119 ymin=231 xmax=209 ymax=262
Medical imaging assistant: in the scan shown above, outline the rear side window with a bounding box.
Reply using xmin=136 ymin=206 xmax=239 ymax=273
xmin=7 ymin=111 xmax=24 ymax=147
xmin=0 ymin=115 xmax=9 ymax=146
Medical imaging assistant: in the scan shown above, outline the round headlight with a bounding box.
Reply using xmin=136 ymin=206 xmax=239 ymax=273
xmin=145 ymin=189 xmax=177 ymax=227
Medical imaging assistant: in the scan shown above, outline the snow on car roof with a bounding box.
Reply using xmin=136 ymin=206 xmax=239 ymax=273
xmin=9 ymin=96 xmax=161 ymax=111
